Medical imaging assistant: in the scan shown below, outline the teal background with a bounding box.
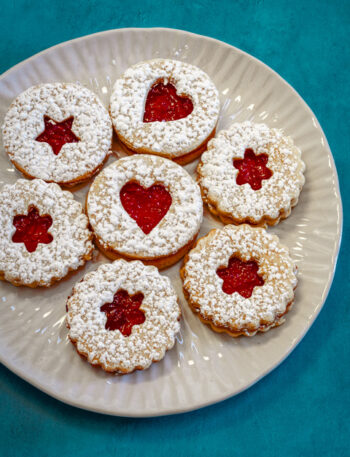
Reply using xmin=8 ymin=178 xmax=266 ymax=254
xmin=0 ymin=1 xmax=349 ymax=456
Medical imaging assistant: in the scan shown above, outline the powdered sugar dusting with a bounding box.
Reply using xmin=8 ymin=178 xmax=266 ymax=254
xmin=198 ymin=121 xmax=305 ymax=223
xmin=66 ymin=259 xmax=181 ymax=373
xmin=0 ymin=179 xmax=93 ymax=286
xmin=110 ymin=59 xmax=220 ymax=157
xmin=87 ymin=155 xmax=203 ymax=258
xmin=2 ymin=83 xmax=112 ymax=184
xmin=182 ymin=225 xmax=297 ymax=333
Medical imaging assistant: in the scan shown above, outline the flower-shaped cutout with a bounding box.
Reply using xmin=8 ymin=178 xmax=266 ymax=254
xmin=12 ymin=205 xmax=53 ymax=253
xmin=100 ymin=289 xmax=146 ymax=336
xmin=217 ymin=256 xmax=264 ymax=298
xmin=233 ymin=148 xmax=272 ymax=191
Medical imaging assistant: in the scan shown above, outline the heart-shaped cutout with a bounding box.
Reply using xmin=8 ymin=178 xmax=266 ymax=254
xmin=120 ymin=182 xmax=172 ymax=234
xmin=216 ymin=257 xmax=264 ymax=298
xmin=100 ymin=289 xmax=145 ymax=336
xmin=143 ymin=81 xmax=193 ymax=123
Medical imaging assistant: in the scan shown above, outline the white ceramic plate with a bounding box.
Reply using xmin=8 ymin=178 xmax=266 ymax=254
xmin=0 ymin=28 xmax=342 ymax=417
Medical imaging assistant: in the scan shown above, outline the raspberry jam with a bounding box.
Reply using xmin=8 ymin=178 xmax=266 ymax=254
xmin=36 ymin=115 xmax=80 ymax=155
xmin=100 ymin=290 xmax=145 ymax=336
xmin=216 ymin=257 xmax=264 ymax=298
xmin=120 ymin=182 xmax=172 ymax=234
xmin=143 ymin=81 xmax=193 ymax=122
xmin=233 ymin=148 xmax=272 ymax=191
xmin=12 ymin=206 xmax=53 ymax=253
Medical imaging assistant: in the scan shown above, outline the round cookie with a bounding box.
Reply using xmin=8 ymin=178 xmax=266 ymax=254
xmin=2 ymin=82 xmax=113 ymax=186
xmin=197 ymin=121 xmax=305 ymax=226
xmin=0 ymin=179 xmax=93 ymax=287
xmin=110 ymin=59 xmax=220 ymax=165
xmin=87 ymin=154 xmax=203 ymax=269
xmin=66 ymin=259 xmax=181 ymax=374
xmin=181 ymin=224 xmax=297 ymax=337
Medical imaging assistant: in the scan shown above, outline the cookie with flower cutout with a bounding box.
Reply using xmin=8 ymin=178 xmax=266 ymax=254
xmin=66 ymin=259 xmax=181 ymax=374
xmin=110 ymin=59 xmax=220 ymax=165
xmin=87 ymin=154 xmax=203 ymax=269
xmin=180 ymin=224 xmax=297 ymax=337
xmin=197 ymin=121 xmax=305 ymax=226
xmin=2 ymin=82 xmax=112 ymax=186
xmin=0 ymin=179 xmax=93 ymax=287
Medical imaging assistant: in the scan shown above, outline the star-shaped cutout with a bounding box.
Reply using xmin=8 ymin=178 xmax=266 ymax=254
xmin=12 ymin=206 xmax=53 ymax=253
xmin=35 ymin=115 xmax=80 ymax=155
xmin=100 ymin=290 xmax=146 ymax=336
xmin=217 ymin=257 xmax=264 ymax=298
xmin=233 ymin=148 xmax=272 ymax=191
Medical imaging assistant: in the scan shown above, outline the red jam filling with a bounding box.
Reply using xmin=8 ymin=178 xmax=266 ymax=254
xmin=233 ymin=148 xmax=272 ymax=191
xmin=100 ymin=290 xmax=145 ymax=336
xmin=120 ymin=182 xmax=172 ymax=234
xmin=143 ymin=81 xmax=193 ymax=122
xmin=216 ymin=257 xmax=264 ymax=298
xmin=12 ymin=206 xmax=53 ymax=253
xmin=35 ymin=115 xmax=80 ymax=155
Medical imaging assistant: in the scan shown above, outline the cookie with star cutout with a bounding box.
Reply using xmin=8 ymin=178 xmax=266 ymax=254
xmin=86 ymin=154 xmax=203 ymax=269
xmin=180 ymin=224 xmax=297 ymax=337
xmin=197 ymin=121 xmax=305 ymax=227
xmin=2 ymin=82 xmax=112 ymax=187
xmin=66 ymin=259 xmax=181 ymax=373
xmin=0 ymin=179 xmax=93 ymax=287
xmin=109 ymin=59 xmax=220 ymax=165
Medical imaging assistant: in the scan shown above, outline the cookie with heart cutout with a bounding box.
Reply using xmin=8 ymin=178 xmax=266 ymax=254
xmin=109 ymin=59 xmax=220 ymax=165
xmin=180 ymin=224 xmax=297 ymax=337
xmin=197 ymin=121 xmax=305 ymax=227
xmin=66 ymin=259 xmax=181 ymax=374
xmin=0 ymin=179 xmax=93 ymax=287
xmin=2 ymin=82 xmax=113 ymax=187
xmin=86 ymin=154 xmax=203 ymax=269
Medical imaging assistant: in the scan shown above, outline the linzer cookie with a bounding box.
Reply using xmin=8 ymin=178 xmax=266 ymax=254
xmin=181 ymin=224 xmax=297 ymax=337
xmin=66 ymin=259 xmax=181 ymax=373
xmin=87 ymin=154 xmax=203 ymax=269
xmin=110 ymin=59 xmax=220 ymax=165
xmin=2 ymin=83 xmax=112 ymax=186
xmin=0 ymin=179 xmax=93 ymax=287
xmin=197 ymin=121 xmax=305 ymax=226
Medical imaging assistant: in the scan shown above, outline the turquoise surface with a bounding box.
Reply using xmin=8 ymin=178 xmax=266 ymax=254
xmin=0 ymin=1 xmax=349 ymax=456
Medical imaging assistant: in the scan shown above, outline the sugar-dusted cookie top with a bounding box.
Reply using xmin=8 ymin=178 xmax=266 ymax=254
xmin=0 ymin=179 xmax=93 ymax=287
xmin=110 ymin=59 xmax=220 ymax=160
xmin=198 ymin=121 xmax=305 ymax=226
xmin=181 ymin=224 xmax=297 ymax=336
xmin=2 ymin=83 xmax=112 ymax=185
xmin=67 ymin=259 xmax=181 ymax=373
xmin=87 ymin=154 xmax=203 ymax=262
